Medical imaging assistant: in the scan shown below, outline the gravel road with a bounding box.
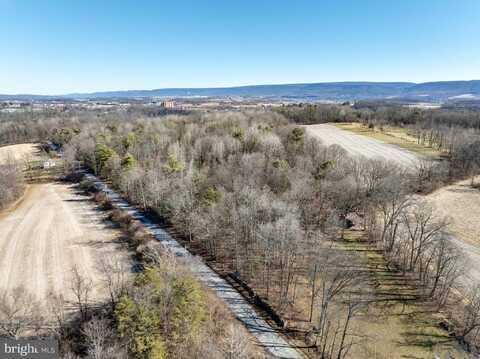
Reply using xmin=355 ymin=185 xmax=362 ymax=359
xmin=0 ymin=183 xmax=129 ymax=303
xmin=85 ymin=173 xmax=304 ymax=359
xmin=305 ymin=124 xmax=421 ymax=166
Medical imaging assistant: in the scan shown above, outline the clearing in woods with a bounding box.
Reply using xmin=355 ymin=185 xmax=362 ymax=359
xmin=341 ymin=232 xmax=469 ymax=359
xmin=333 ymin=122 xmax=442 ymax=158
xmin=301 ymin=127 xmax=471 ymax=357
xmin=304 ymin=123 xmax=422 ymax=167
xmin=0 ymin=182 xmax=131 ymax=304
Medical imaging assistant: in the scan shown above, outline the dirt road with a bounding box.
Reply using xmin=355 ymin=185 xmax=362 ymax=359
xmin=0 ymin=182 xmax=129 ymax=303
xmin=305 ymin=124 xmax=421 ymax=166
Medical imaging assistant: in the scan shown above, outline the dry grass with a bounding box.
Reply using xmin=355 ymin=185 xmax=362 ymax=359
xmin=248 ymin=230 xmax=470 ymax=359
xmin=340 ymin=231 xmax=469 ymax=359
xmin=334 ymin=122 xmax=442 ymax=158
xmin=305 ymin=123 xmax=421 ymax=167
xmin=0 ymin=143 xmax=43 ymax=165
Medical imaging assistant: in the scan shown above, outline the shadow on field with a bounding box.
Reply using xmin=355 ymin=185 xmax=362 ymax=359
xmin=342 ymin=229 xmax=457 ymax=354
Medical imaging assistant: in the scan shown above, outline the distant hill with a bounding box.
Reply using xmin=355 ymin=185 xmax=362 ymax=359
xmin=67 ymin=82 xmax=414 ymax=100
xmin=0 ymin=94 xmax=64 ymax=101
xmin=405 ymin=80 xmax=480 ymax=98
xmin=1 ymin=80 xmax=480 ymax=101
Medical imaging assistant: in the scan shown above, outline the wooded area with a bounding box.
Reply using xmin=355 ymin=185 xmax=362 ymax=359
xmin=1 ymin=104 xmax=480 ymax=358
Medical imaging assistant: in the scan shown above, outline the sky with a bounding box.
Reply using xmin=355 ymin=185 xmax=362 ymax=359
xmin=1 ymin=0 xmax=480 ymax=95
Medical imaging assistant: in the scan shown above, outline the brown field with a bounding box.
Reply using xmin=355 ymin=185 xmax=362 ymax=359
xmin=425 ymin=176 xmax=480 ymax=284
xmin=251 ymin=230 xmax=469 ymax=359
xmin=305 ymin=124 xmax=422 ymax=167
xmin=341 ymin=234 xmax=469 ymax=359
xmin=426 ymin=176 xmax=480 ymax=247
xmin=333 ymin=122 xmax=442 ymax=158
xmin=0 ymin=182 xmax=131 ymax=304
xmin=0 ymin=143 xmax=43 ymax=165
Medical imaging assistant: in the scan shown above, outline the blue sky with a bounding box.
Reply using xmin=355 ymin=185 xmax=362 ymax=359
xmin=1 ymin=0 xmax=480 ymax=94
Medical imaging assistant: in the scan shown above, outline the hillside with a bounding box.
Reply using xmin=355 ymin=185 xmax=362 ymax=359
xmin=67 ymin=82 xmax=414 ymax=100
xmin=1 ymin=80 xmax=480 ymax=101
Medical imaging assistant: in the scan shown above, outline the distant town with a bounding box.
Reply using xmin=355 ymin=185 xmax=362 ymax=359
xmin=0 ymin=97 xmax=307 ymax=114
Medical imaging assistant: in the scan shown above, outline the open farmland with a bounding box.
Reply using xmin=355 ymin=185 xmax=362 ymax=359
xmin=305 ymin=123 xmax=422 ymax=166
xmin=334 ymin=122 xmax=442 ymax=158
xmin=0 ymin=182 xmax=131 ymax=303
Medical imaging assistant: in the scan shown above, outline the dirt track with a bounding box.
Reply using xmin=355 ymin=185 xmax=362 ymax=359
xmin=0 ymin=182 xmax=130 ymax=303
xmin=305 ymin=124 xmax=421 ymax=166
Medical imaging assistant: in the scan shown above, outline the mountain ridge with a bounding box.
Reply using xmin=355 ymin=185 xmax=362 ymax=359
xmin=1 ymin=80 xmax=479 ymax=101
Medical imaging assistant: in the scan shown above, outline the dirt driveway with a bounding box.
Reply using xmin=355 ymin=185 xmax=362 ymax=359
xmin=0 ymin=182 xmax=131 ymax=303
xmin=305 ymin=124 xmax=421 ymax=167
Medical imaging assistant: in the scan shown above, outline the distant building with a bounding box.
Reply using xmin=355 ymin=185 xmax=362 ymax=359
xmin=160 ymin=100 xmax=175 ymax=109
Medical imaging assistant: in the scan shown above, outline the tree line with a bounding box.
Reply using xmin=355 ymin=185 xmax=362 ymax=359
xmin=277 ymin=103 xmax=480 ymax=188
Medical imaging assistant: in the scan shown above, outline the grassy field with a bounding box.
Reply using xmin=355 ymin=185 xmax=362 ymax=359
xmin=333 ymin=122 xmax=443 ymax=158
xmin=305 ymin=124 xmax=421 ymax=167
xmin=254 ymin=229 xmax=470 ymax=359
xmin=340 ymin=230 xmax=468 ymax=359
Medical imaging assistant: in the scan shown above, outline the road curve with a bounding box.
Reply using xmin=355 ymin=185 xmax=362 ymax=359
xmin=84 ymin=173 xmax=304 ymax=359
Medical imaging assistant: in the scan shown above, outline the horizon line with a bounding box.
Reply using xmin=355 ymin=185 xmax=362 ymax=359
xmin=2 ymin=79 xmax=480 ymax=97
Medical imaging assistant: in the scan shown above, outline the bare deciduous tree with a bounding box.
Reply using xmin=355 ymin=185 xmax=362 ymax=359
xmin=70 ymin=265 xmax=93 ymax=321
xmin=82 ymin=317 xmax=114 ymax=359
xmin=98 ymin=257 xmax=129 ymax=310
xmin=222 ymin=324 xmax=252 ymax=359
xmin=0 ymin=287 xmax=44 ymax=339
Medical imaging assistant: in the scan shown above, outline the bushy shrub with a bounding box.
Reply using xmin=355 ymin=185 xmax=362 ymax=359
xmin=115 ymin=266 xmax=207 ymax=358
